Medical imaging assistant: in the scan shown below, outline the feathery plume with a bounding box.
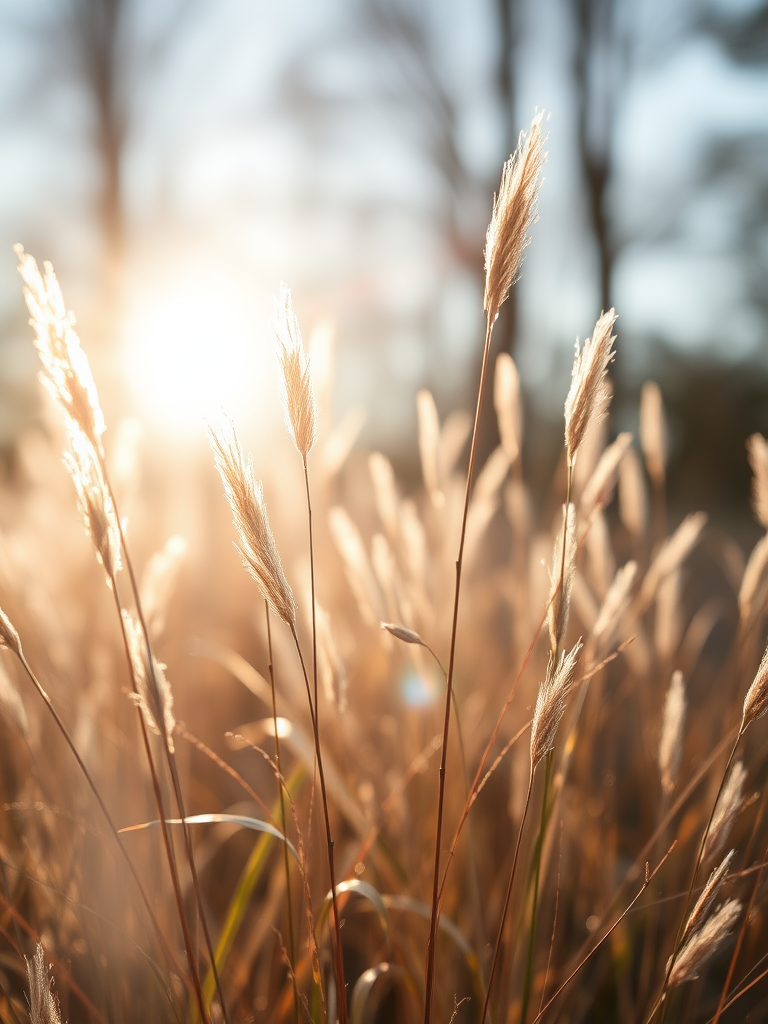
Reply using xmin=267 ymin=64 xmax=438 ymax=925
xmin=548 ymin=503 xmax=576 ymax=652
xmin=591 ymin=560 xmax=637 ymax=661
xmin=743 ymin=642 xmax=768 ymax=730
xmin=494 ymin=352 xmax=522 ymax=464
xmin=63 ymin=424 xmax=122 ymax=585
xmin=738 ymin=534 xmax=768 ymax=626
xmin=681 ymin=850 xmax=734 ymax=947
xmin=669 ymin=900 xmax=741 ymax=987
xmin=123 ymin=610 xmax=176 ymax=750
xmin=275 ymin=284 xmax=318 ymax=458
xmin=747 ymin=433 xmax=768 ymax=530
xmin=209 ymin=419 xmax=297 ymax=628
xmin=0 ymin=607 xmax=23 ymax=660
xmin=484 ymin=110 xmax=547 ymax=321
xmin=704 ymin=761 xmax=746 ymax=863
xmin=659 ymin=670 xmax=686 ymax=794
xmin=564 ymin=310 xmax=618 ymax=468
xmin=618 ymin=446 xmax=647 ymax=538
xmin=580 ymin=432 xmax=632 ymax=515
xmin=530 ymin=640 xmax=582 ymax=770
xmin=25 ymin=943 xmax=61 ymax=1024
xmin=639 ymin=512 xmax=707 ymax=608
xmin=16 ymin=246 xmax=105 ymax=451
xmin=640 ymin=381 xmax=667 ymax=487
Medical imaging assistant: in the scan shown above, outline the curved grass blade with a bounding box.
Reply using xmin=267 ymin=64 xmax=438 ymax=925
xmin=317 ymin=879 xmax=392 ymax=952
xmin=120 ymin=812 xmax=299 ymax=861
xmin=350 ymin=962 xmax=421 ymax=1024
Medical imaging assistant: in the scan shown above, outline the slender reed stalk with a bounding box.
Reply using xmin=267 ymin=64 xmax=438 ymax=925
xmin=479 ymin=772 xmax=534 ymax=1024
xmin=108 ymin=583 xmax=210 ymax=1024
xmin=520 ymin=751 xmax=555 ymax=1024
xmin=265 ymin=600 xmax=300 ymax=1024
xmin=290 ymin=625 xmax=346 ymax=1022
xmin=102 ymin=465 xmax=228 ymax=1024
xmin=651 ymin=731 xmax=742 ymax=1024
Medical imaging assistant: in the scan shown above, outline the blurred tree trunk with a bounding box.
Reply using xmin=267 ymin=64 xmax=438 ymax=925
xmin=494 ymin=0 xmax=519 ymax=358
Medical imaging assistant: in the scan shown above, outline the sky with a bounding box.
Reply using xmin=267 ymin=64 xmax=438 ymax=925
xmin=0 ymin=0 xmax=766 ymax=452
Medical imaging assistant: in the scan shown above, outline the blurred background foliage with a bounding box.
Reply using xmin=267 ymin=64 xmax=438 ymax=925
xmin=0 ymin=0 xmax=766 ymax=539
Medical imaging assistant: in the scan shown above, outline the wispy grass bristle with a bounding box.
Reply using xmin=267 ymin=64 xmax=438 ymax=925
xmin=25 ymin=943 xmax=61 ymax=1024
xmin=564 ymin=310 xmax=617 ymax=468
xmin=704 ymin=760 xmax=746 ymax=863
xmin=530 ymin=639 xmax=582 ymax=770
xmin=742 ymin=642 xmax=768 ymax=729
xmin=275 ymin=283 xmax=318 ymax=459
xmin=669 ymin=899 xmax=742 ymax=987
xmin=124 ymin=610 xmax=176 ymax=750
xmin=63 ymin=423 xmax=122 ymax=585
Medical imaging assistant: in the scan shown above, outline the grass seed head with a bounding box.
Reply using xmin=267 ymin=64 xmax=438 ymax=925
xmin=275 ymin=283 xmax=318 ymax=458
xmin=484 ymin=111 xmax=547 ymax=322
xmin=25 ymin=943 xmax=61 ymax=1024
xmin=743 ymin=642 xmax=768 ymax=730
xmin=681 ymin=849 xmax=734 ymax=947
xmin=123 ymin=610 xmax=176 ymax=750
xmin=63 ymin=424 xmax=122 ymax=586
xmin=669 ymin=899 xmax=742 ymax=987
xmin=0 ymin=607 xmax=22 ymax=660
xmin=659 ymin=670 xmax=686 ymax=794
xmin=564 ymin=310 xmax=617 ymax=468
xmin=747 ymin=433 xmax=768 ymax=530
xmin=640 ymin=381 xmax=667 ymax=487
xmin=16 ymin=246 xmax=105 ymax=452
xmin=494 ymin=352 xmax=522 ymax=464
xmin=704 ymin=760 xmax=746 ymax=863
xmin=530 ymin=639 xmax=582 ymax=770
xmin=209 ymin=418 xmax=297 ymax=628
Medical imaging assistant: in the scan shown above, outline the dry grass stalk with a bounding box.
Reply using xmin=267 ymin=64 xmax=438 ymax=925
xmin=580 ymin=431 xmax=632 ymax=515
xmin=669 ymin=899 xmax=742 ymax=987
xmin=591 ymin=560 xmax=637 ymax=661
xmin=640 ymin=382 xmax=667 ymax=487
xmin=123 ymin=610 xmax=176 ymax=751
xmin=659 ymin=670 xmax=686 ymax=795
xmin=275 ymin=284 xmax=318 ymax=459
xmin=494 ymin=352 xmax=522 ymax=464
xmin=548 ymin=504 xmax=576 ymax=651
xmin=681 ymin=850 xmax=734 ymax=947
xmin=655 ymin=570 xmax=682 ymax=664
xmin=63 ymin=424 xmax=122 ymax=586
xmin=738 ymin=534 xmax=768 ymax=626
xmin=530 ymin=640 xmax=582 ymax=770
xmin=704 ymin=761 xmax=746 ymax=863
xmin=15 ymin=246 xmax=105 ymax=452
xmin=618 ymin=446 xmax=648 ymax=538
xmin=484 ymin=110 xmax=547 ymax=322
xmin=639 ymin=512 xmax=707 ymax=608
xmin=747 ymin=433 xmax=768 ymax=530
xmin=564 ymin=310 xmax=617 ymax=468
xmin=209 ymin=419 xmax=297 ymax=628
xmin=742 ymin=642 xmax=768 ymax=729
xmin=25 ymin=943 xmax=61 ymax=1024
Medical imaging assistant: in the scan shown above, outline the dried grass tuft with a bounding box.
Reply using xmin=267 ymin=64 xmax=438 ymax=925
xmin=63 ymin=424 xmax=122 ymax=585
xmin=484 ymin=111 xmax=547 ymax=322
xmin=669 ymin=899 xmax=742 ymax=987
xmin=659 ymin=670 xmax=686 ymax=795
xmin=530 ymin=640 xmax=582 ymax=770
xmin=564 ymin=310 xmax=618 ymax=468
xmin=681 ymin=850 xmax=734 ymax=947
xmin=25 ymin=943 xmax=61 ymax=1024
xmin=209 ymin=418 xmax=297 ymax=628
xmin=743 ymin=642 xmax=768 ymax=730
xmin=704 ymin=760 xmax=746 ymax=863
xmin=275 ymin=283 xmax=318 ymax=458
xmin=123 ymin=610 xmax=176 ymax=750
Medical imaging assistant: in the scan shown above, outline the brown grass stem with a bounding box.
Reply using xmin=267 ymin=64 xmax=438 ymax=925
xmin=651 ymin=728 xmax=742 ymax=1024
xmin=530 ymin=845 xmax=675 ymax=1024
xmin=424 ymin=312 xmax=494 ymax=1024
xmin=101 ymin=462 xmax=228 ymax=1024
xmin=520 ymin=750 xmax=555 ymax=1024
xmin=266 ymin=600 xmax=299 ymax=1024
xmin=291 ymin=624 xmax=346 ymax=1023
xmin=109 ymin=584 xmax=210 ymax=1023
xmin=301 ymin=451 xmax=347 ymax=1024
xmin=479 ymin=770 xmax=534 ymax=1024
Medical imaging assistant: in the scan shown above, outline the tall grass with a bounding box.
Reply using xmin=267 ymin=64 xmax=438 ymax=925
xmin=1 ymin=114 xmax=767 ymax=1024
